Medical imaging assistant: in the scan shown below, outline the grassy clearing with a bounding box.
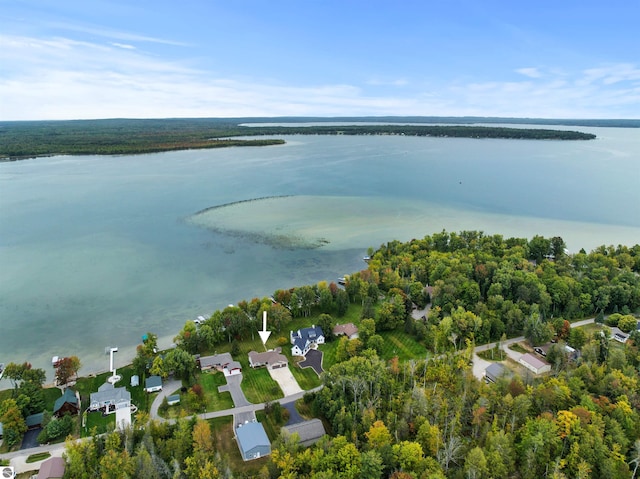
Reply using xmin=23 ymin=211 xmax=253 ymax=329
xmin=478 ymin=348 xmax=507 ymax=361
xmin=378 ymin=330 xmax=428 ymax=361
xmin=290 ymin=363 xmax=321 ymax=390
xmin=508 ymin=342 xmax=528 ymax=354
xmin=199 ymin=371 xmax=234 ymax=411
xmin=26 ymin=452 xmax=51 ymax=463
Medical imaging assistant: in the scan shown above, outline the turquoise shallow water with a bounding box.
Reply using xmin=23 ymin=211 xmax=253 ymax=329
xmin=0 ymin=127 xmax=639 ymax=382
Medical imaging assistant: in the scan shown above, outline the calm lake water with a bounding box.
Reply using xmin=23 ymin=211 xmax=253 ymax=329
xmin=1 ymin=127 xmax=639 ymax=382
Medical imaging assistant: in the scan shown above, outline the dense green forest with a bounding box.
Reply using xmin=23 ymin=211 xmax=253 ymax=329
xmin=0 ymin=119 xmax=595 ymax=160
xmin=2 ymin=231 xmax=639 ymax=478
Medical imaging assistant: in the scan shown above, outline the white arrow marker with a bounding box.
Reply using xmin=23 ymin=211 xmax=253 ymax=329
xmin=258 ymin=310 xmax=271 ymax=345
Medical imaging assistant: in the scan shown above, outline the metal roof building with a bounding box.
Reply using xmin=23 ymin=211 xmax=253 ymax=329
xmin=236 ymin=421 xmax=271 ymax=460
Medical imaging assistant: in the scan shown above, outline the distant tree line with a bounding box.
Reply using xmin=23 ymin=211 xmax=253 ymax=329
xmin=0 ymin=119 xmax=594 ymax=160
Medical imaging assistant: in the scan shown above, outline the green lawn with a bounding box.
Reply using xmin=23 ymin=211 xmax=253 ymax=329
xmin=478 ymin=348 xmax=507 ymax=361
xmin=26 ymin=452 xmax=51 ymax=463
xmin=199 ymin=371 xmax=234 ymax=411
xmin=509 ymin=342 xmax=528 ymax=353
xmin=290 ymin=362 xmax=322 ymax=390
xmin=240 ymin=366 xmax=283 ymax=404
xmin=83 ymin=410 xmax=114 ymax=436
xmin=378 ymin=329 xmax=428 ymax=361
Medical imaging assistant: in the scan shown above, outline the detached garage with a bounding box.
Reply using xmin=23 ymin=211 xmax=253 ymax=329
xmin=519 ymin=353 xmax=551 ymax=375
xmin=236 ymin=421 xmax=271 ymax=460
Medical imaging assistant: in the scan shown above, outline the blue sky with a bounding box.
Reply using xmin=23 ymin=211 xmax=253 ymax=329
xmin=1 ymin=0 xmax=639 ymax=120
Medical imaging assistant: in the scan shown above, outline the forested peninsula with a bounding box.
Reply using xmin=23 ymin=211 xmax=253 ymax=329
xmin=0 ymin=118 xmax=596 ymax=160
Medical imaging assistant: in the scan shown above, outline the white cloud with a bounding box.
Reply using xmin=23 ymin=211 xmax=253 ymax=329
xmin=0 ymin=34 xmax=638 ymax=120
xmin=516 ymin=67 xmax=542 ymax=78
xmin=110 ymin=42 xmax=136 ymax=50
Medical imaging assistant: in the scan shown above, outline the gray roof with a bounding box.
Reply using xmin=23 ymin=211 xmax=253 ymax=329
xmin=485 ymin=363 xmax=511 ymax=381
xmin=145 ymin=375 xmax=162 ymax=389
xmin=236 ymin=421 xmax=270 ymax=458
xmin=227 ymin=360 xmax=242 ymax=370
xmin=249 ymin=348 xmax=288 ymax=367
xmin=0 ymin=422 xmax=4 ymax=436
xmin=283 ymin=419 xmax=326 ymax=446
xmin=200 ymin=353 xmax=233 ymax=369
xmin=90 ymin=384 xmax=131 ymax=405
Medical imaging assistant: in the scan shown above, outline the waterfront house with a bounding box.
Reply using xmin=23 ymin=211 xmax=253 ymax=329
xmin=145 ymin=375 xmax=163 ymax=393
xmin=290 ymin=325 xmax=325 ymax=357
xmin=53 ymin=388 xmax=79 ymax=417
xmin=199 ymin=353 xmax=233 ymax=371
xmin=89 ymin=383 xmax=131 ymax=411
xmin=248 ymin=348 xmax=288 ymax=370
xmin=236 ymin=421 xmax=271 ymax=460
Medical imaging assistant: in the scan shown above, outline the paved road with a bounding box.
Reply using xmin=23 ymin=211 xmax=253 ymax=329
xmin=148 ymin=378 xmax=182 ymax=418
xmin=218 ymin=373 xmax=251 ymax=408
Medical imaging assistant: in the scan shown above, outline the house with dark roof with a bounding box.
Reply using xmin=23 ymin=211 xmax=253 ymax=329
xmin=282 ymin=419 xmax=326 ymax=447
xmin=333 ymin=323 xmax=359 ymax=339
xmin=145 ymin=375 xmax=163 ymax=393
xmin=236 ymin=421 xmax=271 ymax=460
xmin=53 ymin=388 xmax=79 ymax=417
xmin=519 ymin=353 xmax=551 ymax=374
xmin=37 ymin=456 xmax=66 ymax=479
xmin=290 ymin=325 xmax=325 ymax=357
xmin=484 ymin=363 xmax=512 ymax=383
xmin=248 ymin=348 xmax=288 ymax=370
xmin=89 ymin=383 xmax=131 ymax=411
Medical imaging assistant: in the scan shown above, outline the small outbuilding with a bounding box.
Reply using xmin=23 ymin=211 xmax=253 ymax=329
xmin=37 ymin=456 xmax=66 ymax=479
xmin=25 ymin=412 xmax=45 ymax=430
xmin=167 ymin=394 xmax=181 ymax=406
xmin=130 ymin=375 xmax=140 ymax=387
xmin=145 ymin=375 xmax=163 ymax=393
xmin=53 ymin=388 xmax=79 ymax=417
xmin=236 ymin=421 xmax=271 ymax=460
xmin=519 ymin=353 xmax=551 ymax=375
